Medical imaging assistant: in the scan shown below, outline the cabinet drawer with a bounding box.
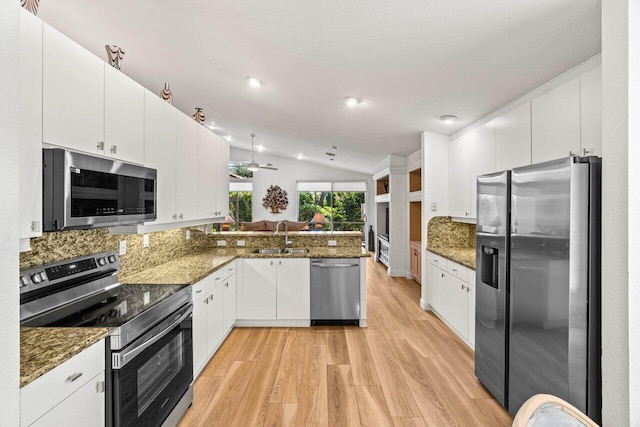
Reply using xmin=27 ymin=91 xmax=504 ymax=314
xmin=21 ymin=339 xmax=105 ymax=426
xmin=192 ymin=278 xmax=207 ymax=300
xmin=427 ymin=252 xmax=447 ymax=269
xmin=446 ymin=262 xmax=468 ymax=282
xmin=210 ymin=261 xmax=236 ymax=285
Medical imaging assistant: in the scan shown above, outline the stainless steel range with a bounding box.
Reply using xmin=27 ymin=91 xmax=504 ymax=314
xmin=20 ymin=251 xmax=193 ymax=427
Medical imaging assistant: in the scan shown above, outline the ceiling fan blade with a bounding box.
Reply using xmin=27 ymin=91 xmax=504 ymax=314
xmin=260 ymin=165 xmax=278 ymax=170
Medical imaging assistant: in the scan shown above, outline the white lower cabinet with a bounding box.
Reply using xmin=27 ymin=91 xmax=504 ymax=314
xmin=21 ymin=340 xmax=105 ymax=427
xmin=240 ymin=258 xmax=311 ymax=321
xmin=192 ymin=261 xmax=237 ymax=376
xmin=427 ymin=252 xmax=475 ymax=348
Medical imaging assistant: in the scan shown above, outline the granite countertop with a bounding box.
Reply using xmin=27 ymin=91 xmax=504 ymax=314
xmin=217 ymin=231 xmax=362 ymax=236
xmin=120 ymin=247 xmax=369 ymax=285
xmin=428 ymin=246 xmax=476 ymax=270
xmin=20 ymin=327 xmax=108 ymax=388
xmin=23 ymin=245 xmax=369 ymax=386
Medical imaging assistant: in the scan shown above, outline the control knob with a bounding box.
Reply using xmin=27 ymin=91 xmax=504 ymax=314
xmin=19 ymin=276 xmax=29 ymax=287
xmin=31 ymin=273 xmax=43 ymax=284
xmin=98 ymin=258 xmax=107 ymax=266
xmin=108 ymin=255 xmax=117 ymax=263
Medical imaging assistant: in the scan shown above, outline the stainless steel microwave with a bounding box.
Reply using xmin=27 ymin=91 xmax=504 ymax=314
xmin=43 ymin=149 xmax=157 ymax=231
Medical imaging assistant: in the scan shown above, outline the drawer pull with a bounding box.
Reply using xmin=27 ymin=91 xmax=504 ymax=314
xmin=195 ymin=290 xmax=202 ymax=294
xmin=66 ymin=372 xmax=83 ymax=383
xmin=452 ymin=268 xmax=457 ymax=272
xmin=215 ymin=277 xmax=220 ymax=280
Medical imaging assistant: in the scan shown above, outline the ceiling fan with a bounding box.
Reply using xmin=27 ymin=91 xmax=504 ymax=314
xmin=231 ymin=134 xmax=278 ymax=171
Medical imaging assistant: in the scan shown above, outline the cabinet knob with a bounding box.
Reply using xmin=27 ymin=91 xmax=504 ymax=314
xmin=97 ymin=141 xmax=104 ymax=151
xmin=110 ymin=145 xmax=117 ymax=154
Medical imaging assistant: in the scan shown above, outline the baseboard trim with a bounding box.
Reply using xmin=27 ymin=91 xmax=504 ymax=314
xmin=235 ymin=319 xmax=310 ymax=327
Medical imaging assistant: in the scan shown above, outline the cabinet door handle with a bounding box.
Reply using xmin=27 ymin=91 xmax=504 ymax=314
xmin=569 ymin=150 xmax=575 ymax=156
xmin=172 ymin=214 xmax=177 ymax=220
xmin=95 ymin=380 xmax=105 ymax=394
xmin=582 ymin=148 xmax=590 ymax=156
xmin=97 ymin=141 xmax=104 ymax=151
xmin=215 ymin=277 xmax=220 ymax=281
xmin=66 ymin=372 xmax=83 ymax=383
xmin=209 ymin=295 xmax=213 ymax=301
xmin=467 ymin=286 xmax=471 ymax=293
xmin=110 ymin=145 xmax=117 ymax=154
xmin=225 ymin=282 xmax=228 ymax=288
xmin=178 ymin=213 xmax=184 ymax=219
xmin=461 ymin=284 xmax=465 ymax=290
xmin=195 ymin=289 xmax=202 ymax=294
xmin=271 ymin=261 xmax=274 ymax=266
xmin=452 ymin=268 xmax=457 ymax=272
xmin=441 ymin=273 xmax=445 ymax=278
xmin=205 ymin=299 xmax=209 ymax=305
xmin=279 ymin=260 xmax=282 ymax=266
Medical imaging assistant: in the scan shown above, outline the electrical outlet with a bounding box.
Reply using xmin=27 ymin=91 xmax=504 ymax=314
xmin=217 ymin=240 xmax=226 ymax=246
xmin=328 ymin=240 xmax=337 ymax=247
xmin=143 ymin=291 xmax=150 ymax=305
xmin=237 ymin=240 xmax=246 ymax=247
xmin=431 ymin=202 xmax=438 ymax=212
xmin=185 ymin=230 xmax=191 ymax=240
xmin=143 ymin=234 xmax=150 ymax=248
xmin=119 ymin=240 xmax=127 ymax=255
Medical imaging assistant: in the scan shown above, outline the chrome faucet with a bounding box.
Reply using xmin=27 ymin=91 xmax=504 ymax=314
xmin=275 ymin=221 xmax=293 ymax=247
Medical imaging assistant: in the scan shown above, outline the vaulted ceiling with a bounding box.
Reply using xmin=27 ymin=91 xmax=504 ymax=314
xmin=38 ymin=0 xmax=601 ymax=173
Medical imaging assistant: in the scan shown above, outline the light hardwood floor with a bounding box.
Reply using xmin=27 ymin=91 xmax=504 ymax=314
xmin=178 ymin=255 xmax=513 ymax=427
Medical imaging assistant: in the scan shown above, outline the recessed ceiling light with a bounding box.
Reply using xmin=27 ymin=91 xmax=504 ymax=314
xmin=297 ymin=154 xmax=303 ymax=160
xmin=329 ymin=145 xmax=338 ymax=150
xmin=206 ymin=123 xmax=217 ymax=130
xmin=246 ymin=76 xmax=263 ymax=88
xmin=224 ymin=135 xmax=232 ymax=141
xmin=440 ymin=115 xmax=459 ymax=124
xmin=344 ymin=96 xmax=361 ymax=107
xmin=256 ymin=145 xmax=264 ymax=152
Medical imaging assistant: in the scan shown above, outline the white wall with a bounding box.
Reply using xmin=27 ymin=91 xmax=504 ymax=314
xmin=0 ymin=1 xmax=21 ymax=425
xmin=420 ymin=132 xmax=449 ymax=309
xmin=602 ymin=1 xmax=640 ymax=425
xmin=230 ymin=147 xmax=374 ymax=229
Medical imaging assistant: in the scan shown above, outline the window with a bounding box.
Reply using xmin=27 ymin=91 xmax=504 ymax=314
xmin=229 ymin=180 xmax=252 ymax=231
xmin=297 ymin=181 xmax=367 ymax=233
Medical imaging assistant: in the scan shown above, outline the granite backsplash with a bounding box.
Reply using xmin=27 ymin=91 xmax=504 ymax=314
xmin=427 ymin=216 xmax=475 ymax=249
xmin=20 ymin=228 xmax=363 ymax=278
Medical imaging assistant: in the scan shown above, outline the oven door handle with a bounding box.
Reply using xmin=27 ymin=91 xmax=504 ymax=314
xmin=113 ymin=305 xmax=192 ymax=369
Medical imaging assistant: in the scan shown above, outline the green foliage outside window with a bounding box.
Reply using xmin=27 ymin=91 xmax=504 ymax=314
xmin=229 ymin=192 xmax=252 ymax=231
xmin=298 ymin=191 xmax=365 ymax=232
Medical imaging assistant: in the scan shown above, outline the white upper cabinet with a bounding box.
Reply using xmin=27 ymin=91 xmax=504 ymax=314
xmin=19 ymin=9 xmax=43 ymax=244
xmin=104 ymin=65 xmax=144 ymax=164
xmin=531 ymin=78 xmax=581 ymax=163
xmin=468 ymin=120 xmax=495 ymax=218
xmin=175 ymin=113 xmax=200 ymax=221
xmin=448 ymin=120 xmax=495 ymax=219
xmin=215 ymin=135 xmax=230 ymax=218
xmin=448 ymin=134 xmax=471 ymax=219
xmin=143 ymin=90 xmax=176 ymax=224
xmin=43 ymin=23 xmax=104 ymax=154
xmin=495 ymin=102 xmax=532 ymax=171
xmin=580 ymin=66 xmax=602 ymax=157
xmin=198 ymin=126 xmax=217 ymax=218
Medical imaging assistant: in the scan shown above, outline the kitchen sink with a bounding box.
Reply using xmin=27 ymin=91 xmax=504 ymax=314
xmin=284 ymin=248 xmax=310 ymax=255
xmin=252 ymin=248 xmax=284 ymax=254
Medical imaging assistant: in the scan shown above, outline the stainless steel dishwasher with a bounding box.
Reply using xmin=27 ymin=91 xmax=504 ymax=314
xmin=310 ymin=258 xmax=360 ymax=326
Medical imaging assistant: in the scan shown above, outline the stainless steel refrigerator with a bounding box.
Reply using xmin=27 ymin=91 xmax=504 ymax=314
xmin=475 ymin=156 xmax=601 ymax=424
